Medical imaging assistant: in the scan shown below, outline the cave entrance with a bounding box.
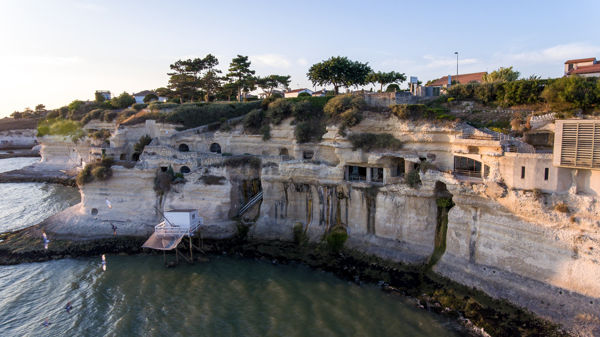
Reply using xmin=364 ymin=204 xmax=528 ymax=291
xmin=180 ymin=166 xmax=191 ymax=174
xmin=209 ymin=143 xmax=221 ymax=154
xmin=132 ymin=152 xmax=140 ymax=161
xmin=178 ymin=143 xmax=190 ymax=152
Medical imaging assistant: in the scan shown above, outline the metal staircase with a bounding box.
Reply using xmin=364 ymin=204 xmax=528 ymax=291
xmin=237 ymin=191 xmax=263 ymax=216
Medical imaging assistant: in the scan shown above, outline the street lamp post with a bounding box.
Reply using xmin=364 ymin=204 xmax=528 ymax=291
xmin=454 ymin=52 xmax=458 ymax=80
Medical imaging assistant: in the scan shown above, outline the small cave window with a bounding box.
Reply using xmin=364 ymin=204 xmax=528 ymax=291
xmin=302 ymin=150 xmax=314 ymax=160
xmin=521 ymin=166 xmax=526 ymax=179
xmin=346 ymin=165 xmax=367 ymax=182
xmin=544 ymin=167 xmax=549 ymax=181
xmin=178 ymin=144 xmax=190 ymax=152
xmin=454 ymin=156 xmax=482 ymax=178
xmin=209 ymin=143 xmax=221 ymax=154
xmin=91 ymin=208 xmax=98 ymax=215
xmin=132 ymin=153 xmax=140 ymax=161
xmin=160 ymin=166 xmax=167 ymax=172
xmin=119 ymin=153 xmax=126 ymax=160
xmin=279 ymin=148 xmax=289 ymax=156
xmin=180 ymin=166 xmax=191 ymax=174
xmin=371 ymin=167 xmax=384 ymax=183
xmin=392 ymin=158 xmax=405 ymax=177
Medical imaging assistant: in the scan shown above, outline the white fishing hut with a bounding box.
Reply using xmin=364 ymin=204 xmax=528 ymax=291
xmin=142 ymin=209 xmax=203 ymax=254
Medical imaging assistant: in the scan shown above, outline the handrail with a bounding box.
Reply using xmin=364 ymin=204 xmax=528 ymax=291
xmin=238 ymin=191 xmax=263 ymax=216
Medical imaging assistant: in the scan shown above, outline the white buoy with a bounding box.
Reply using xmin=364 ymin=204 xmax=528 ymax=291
xmin=101 ymin=254 xmax=106 ymax=271
xmin=105 ymin=199 xmax=112 ymax=209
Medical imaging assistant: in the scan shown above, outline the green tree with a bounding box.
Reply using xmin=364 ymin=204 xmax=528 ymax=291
xmin=482 ymin=66 xmax=520 ymax=83
xmin=307 ymin=56 xmax=372 ymax=95
xmin=95 ymin=92 xmax=106 ymax=102
xmin=367 ymin=71 xmax=406 ymax=92
xmin=256 ymin=74 xmax=291 ymax=97
xmin=143 ymin=93 xmax=158 ymax=103
xmin=542 ymin=76 xmax=599 ymax=111
xmin=168 ymin=59 xmax=202 ymax=103
xmin=226 ymin=55 xmax=256 ymax=102
xmin=386 ymin=84 xmax=400 ymax=92
xmin=68 ymin=100 xmax=84 ymax=112
xmin=111 ymin=92 xmax=136 ymax=109
xmin=154 ymin=87 xmax=172 ymax=98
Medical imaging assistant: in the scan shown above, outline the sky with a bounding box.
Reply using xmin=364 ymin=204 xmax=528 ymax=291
xmin=0 ymin=0 xmax=599 ymax=116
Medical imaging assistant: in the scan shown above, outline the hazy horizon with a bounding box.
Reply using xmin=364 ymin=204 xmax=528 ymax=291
xmin=1 ymin=0 xmax=599 ymax=116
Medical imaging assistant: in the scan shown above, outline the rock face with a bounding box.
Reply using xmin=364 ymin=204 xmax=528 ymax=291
xmin=0 ymin=129 xmax=36 ymax=149
xmin=39 ymin=115 xmax=600 ymax=334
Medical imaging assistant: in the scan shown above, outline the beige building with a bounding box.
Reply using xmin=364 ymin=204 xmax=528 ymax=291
xmin=564 ymin=57 xmax=600 ymax=77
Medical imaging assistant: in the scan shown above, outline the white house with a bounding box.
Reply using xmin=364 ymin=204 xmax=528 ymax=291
xmin=95 ymin=90 xmax=111 ymax=100
xmin=284 ymin=88 xmax=313 ymax=98
xmin=133 ymin=90 xmax=167 ymax=104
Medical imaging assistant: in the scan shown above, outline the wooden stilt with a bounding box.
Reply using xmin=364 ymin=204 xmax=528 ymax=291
xmin=189 ymin=236 xmax=193 ymax=262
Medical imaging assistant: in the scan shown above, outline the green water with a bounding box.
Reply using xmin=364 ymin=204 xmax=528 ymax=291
xmin=0 ymin=256 xmax=465 ymax=337
xmin=0 ymin=157 xmax=465 ymax=336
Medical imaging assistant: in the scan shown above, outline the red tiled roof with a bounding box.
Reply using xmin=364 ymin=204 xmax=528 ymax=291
xmin=567 ymin=63 xmax=600 ymax=75
xmin=286 ymin=88 xmax=311 ymax=93
xmin=564 ymin=57 xmax=596 ymax=64
xmin=426 ymin=72 xmax=487 ymax=87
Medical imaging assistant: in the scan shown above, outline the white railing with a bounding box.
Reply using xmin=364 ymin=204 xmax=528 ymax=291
xmin=154 ymin=219 xmax=202 ymax=237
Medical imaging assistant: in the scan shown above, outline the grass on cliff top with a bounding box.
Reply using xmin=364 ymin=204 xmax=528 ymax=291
xmin=36 ymin=118 xmax=84 ymax=142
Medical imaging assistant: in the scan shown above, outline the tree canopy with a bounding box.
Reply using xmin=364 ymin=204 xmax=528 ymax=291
xmin=482 ymin=66 xmax=520 ymax=83
xmin=366 ymin=71 xmax=406 ymax=92
xmin=226 ymin=55 xmax=256 ymax=101
xmin=307 ymin=56 xmax=372 ymax=95
xmin=168 ymin=54 xmax=221 ymax=103
xmin=256 ymin=74 xmax=291 ymax=97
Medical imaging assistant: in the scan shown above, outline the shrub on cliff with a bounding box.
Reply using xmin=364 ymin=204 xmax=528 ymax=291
xmin=163 ymin=101 xmax=261 ymax=129
xmin=324 ymin=94 xmax=365 ymax=130
xmin=324 ymin=225 xmax=348 ymax=252
xmin=405 ymin=169 xmax=421 ymax=188
xmin=89 ymin=129 xmax=111 ymax=141
xmin=266 ymin=98 xmax=293 ymax=124
xmin=76 ymin=157 xmax=114 ymax=186
xmin=133 ymin=135 xmax=152 ymax=155
xmin=294 ymin=119 xmax=326 ymax=143
xmin=91 ymin=165 xmax=112 ymax=180
xmin=347 ymin=133 xmax=402 ymax=151
xmin=243 ymin=109 xmax=266 ymax=133
xmin=224 ymin=155 xmax=261 ymax=169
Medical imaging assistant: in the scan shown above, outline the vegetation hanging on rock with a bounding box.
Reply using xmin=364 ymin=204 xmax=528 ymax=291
xmin=347 ymin=133 xmax=402 ymax=151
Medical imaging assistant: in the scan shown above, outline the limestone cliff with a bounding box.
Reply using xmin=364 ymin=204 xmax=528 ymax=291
xmin=39 ymin=115 xmax=600 ymax=334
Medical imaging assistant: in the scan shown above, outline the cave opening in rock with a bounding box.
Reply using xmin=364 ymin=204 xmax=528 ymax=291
xmin=209 ymin=143 xmax=221 ymax=154
xmin=180 ymin=166 xmax=191 ymax=174
xmin=178 ymin=143 xmax=190 ymax=152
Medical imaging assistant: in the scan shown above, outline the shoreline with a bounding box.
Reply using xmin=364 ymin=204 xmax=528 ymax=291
xmin=0 ymin=165 xmax=76 ymax=186
xmin=0 ymin=227 xmax=569 ymax=337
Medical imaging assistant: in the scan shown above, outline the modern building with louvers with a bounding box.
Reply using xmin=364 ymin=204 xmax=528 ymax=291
xmin=553 ymin=119 xmax=600 ymax=194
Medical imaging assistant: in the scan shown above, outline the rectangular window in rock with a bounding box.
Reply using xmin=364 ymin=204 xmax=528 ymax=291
xmin=346 ymin=165 xmax=367 ymax=182
xmin=392 ymin=158 xmax=405 ymax=177
xmin=453 ymin=156 xmax=482 ymax=178
xmin=371 ymin=167 xmax=384 ymax=183
xmin=521 ymin=166 xmax=526 ymax=179
xmin=544 ymin=167 xmax=549 ymax=181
